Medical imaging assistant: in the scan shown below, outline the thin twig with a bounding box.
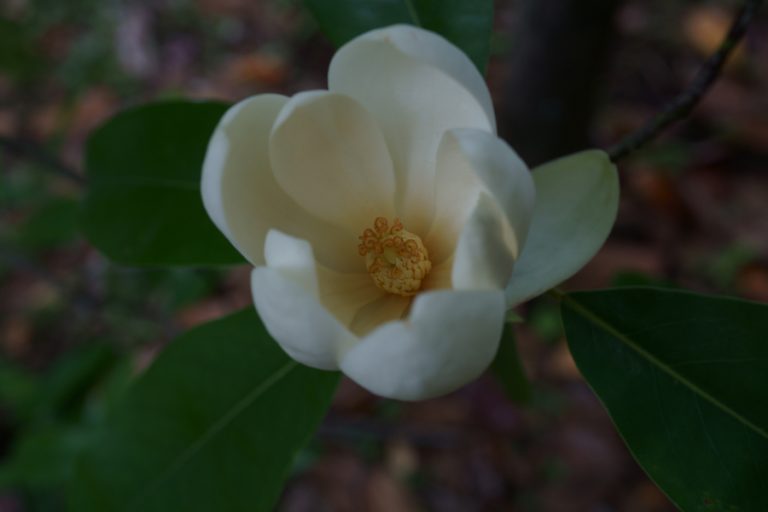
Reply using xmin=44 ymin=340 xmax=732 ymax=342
xmin=0 ymin=135 xmax=85 ymax=186
xmin=607 ymin=0 xmax=763 ymax=162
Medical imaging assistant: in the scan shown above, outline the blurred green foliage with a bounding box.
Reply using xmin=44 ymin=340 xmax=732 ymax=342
xmin=0 ymin=344 xmax=130 ymax=510
xmin=1 ymin=0 xmax=133 ymax=93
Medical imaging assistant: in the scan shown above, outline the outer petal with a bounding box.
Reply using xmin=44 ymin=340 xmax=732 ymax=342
xmin=451 ymin=193 xmax=518 ymax=291
xmin=338 ymin=25 xmax=496 ymax=131
xmin=201 ymin=94 xmax=359 ymax=271
xmin=340 ymin=289 xmax=505 ymax=401
xmin=251 ymin=230 xmax=358 ymax=370
xmin=329 ymin=29 xmax=493 ymax=234
xmin=270 ymin=91 xmax=396 ymax=234
xmin=426 ymin=129 xmax=535 ymax=289
xmin=505 ymin=150 xmax=619 ymax=306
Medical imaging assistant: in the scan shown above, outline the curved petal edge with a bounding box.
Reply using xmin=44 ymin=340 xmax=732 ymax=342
xmin=340 ymin=289 xmax=505 ymax=400
xmin=505 ymin=150 xmax=619 ymax=307
xmin=201 ymin=94 xmax=288 ymax=265
xmin=251 ymin=230 xmax=358 ymax=370
xmin=339 ymin=24 xmax=496 ymax=131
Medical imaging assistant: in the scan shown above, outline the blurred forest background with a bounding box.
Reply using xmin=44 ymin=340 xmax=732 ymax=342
xmin=1 ymin=0 xmax=767 ymax=510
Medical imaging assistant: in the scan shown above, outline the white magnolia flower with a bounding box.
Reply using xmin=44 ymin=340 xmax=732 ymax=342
xmin=201 ymin=25 xmax=618 ymax=400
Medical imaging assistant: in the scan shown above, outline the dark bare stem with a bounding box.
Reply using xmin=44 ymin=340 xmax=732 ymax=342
xmin=607 ymin=0 xmax=763 ymax=162
xmin=0 ymin=135 xmax=85 ymax=186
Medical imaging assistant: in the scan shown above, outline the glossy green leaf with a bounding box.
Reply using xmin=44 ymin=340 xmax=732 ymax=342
xmin=491 ymin=324 xmax=531 ymax=404
xmin=303 ymin=0 xmax=494 ymax=71
xmin=69 ymin=309 xmax=339 ymax=511
xmin=81 ymin=101 xmax=245 ymax=266
xmin=561 ymin=287 xmax=768 ymax=511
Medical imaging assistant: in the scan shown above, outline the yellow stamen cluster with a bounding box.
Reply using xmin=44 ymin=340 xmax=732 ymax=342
xmin=358 ymin=217 xmax=432 ymax=297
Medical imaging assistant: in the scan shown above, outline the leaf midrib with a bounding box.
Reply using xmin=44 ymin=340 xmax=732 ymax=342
xmin=563 ymin=294 xmax=768 ymax=440
xmin=127 ymin=360 xmax=298 ymax=510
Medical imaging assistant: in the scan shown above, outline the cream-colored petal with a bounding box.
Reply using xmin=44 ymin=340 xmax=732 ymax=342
xmin=251 ymin=230 xmax=358 ymax=370
xmin=340 ymin=289 xmax=505 ymax=401
xmin=316 ymin=266 xmax=385 ymax=328
xmin=505 ymin=150 xmax=619 ymax=306
xmin=263 ymin=230 xmax=405 ymax=340
xmin=263 ymin=229 xmax=317 ymax=294
xmin=340 ymin=25 xmax=495 ymax=131
xmin=421 ymin=129 xmax=534 ymax=292
xmin=427 ymin=129 xmax=534 ymax=265
xmin=329 ymin=35 xmax=493 ymax=235
xmin=422 ymin=259 xmax=453 ymax=291
xmin=348 ymin=294 xmax=411 ymax=337
xmin=451 ymin=193 xmax=517 ymax=290
xmin=269 ymin=91 xmax=396 ymax=234
xmin=252 ymin=267 xmax=353 ymax=370
xmin=201 ymin=94 xmax=360 ymax=271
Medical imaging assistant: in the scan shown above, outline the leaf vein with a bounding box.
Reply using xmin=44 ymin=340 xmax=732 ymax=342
xmin=127 ymin=360 xmax=299 ymax=509
xmin=563 ymin=295 xmax=768 ymax=441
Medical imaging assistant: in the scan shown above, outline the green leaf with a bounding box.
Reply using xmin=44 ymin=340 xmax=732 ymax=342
xmin=303 ymin=0 xmax=494 ymax=71
xmin=69 ymin=309 xmax=339 ymax=511
xmin=561 ymin=287 xmax=768 ymax=511
xmin=490 ymin=324 xmax=531 ymax=404
xmin=81 ymin=101 xmax=244 ymax=266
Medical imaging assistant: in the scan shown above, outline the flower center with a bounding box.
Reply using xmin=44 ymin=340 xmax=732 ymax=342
xmin=358 ymin=217 xmax=432 ymax=297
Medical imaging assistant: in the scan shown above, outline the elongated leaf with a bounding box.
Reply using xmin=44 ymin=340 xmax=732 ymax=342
xmin=303 ymin=0 xmax=494 ymax=71
xmin=69 ymin=309 xmax=339 ymax=511
xmin=82 ymin=101 xmax=244 ymax=266
xmin=561 ymin=287 xmax=768 ymax=511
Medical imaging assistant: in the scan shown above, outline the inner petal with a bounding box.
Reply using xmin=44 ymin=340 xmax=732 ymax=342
xmin=316 ymin=266 xmax=385 ymax=328
xmin=348 ymin=294 xmax=411 ymax=338
xmin=269 ymin=91 xmax=397 ymax=235
xmin=329 ymin=39 xmax=493 ymax=236
xmin=202 ymin=94 xmax=364 ymax=272
xmin=317 ymin=263 xmax=412 ymax=339
xmin=425 ymin=129 xmax=535 ymax=268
